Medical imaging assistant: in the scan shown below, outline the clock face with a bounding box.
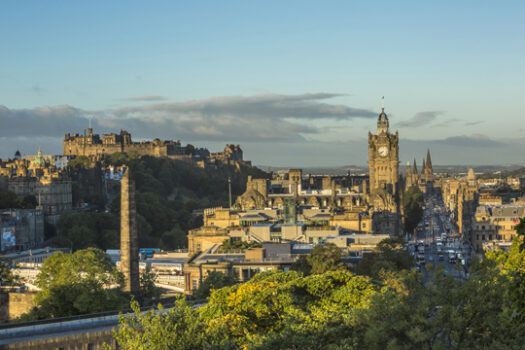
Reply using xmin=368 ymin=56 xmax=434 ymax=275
xmin=378 ymin=146 xmax=389 ymax=157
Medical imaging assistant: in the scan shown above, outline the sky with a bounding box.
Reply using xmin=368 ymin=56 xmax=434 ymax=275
xmin=1 ymin=1 xmax=524 ymax=167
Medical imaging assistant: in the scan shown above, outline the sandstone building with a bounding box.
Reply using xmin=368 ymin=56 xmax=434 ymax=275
xmin=63 ymin=129 xmax=185 ymax=157
xmin=0 ymin=148 xmax=72 ymax=225
xmin=187 ymin=101 xmax=405 ymax=261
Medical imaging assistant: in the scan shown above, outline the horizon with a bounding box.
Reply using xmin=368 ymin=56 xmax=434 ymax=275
xmin=1 ymin=1 xmax=524 ymax=166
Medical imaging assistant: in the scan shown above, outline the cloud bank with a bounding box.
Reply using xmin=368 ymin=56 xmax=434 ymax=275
xmin=0 ymin=93 xmax=522 ymax=166
xmin=0 ymin=93 xmax=376 ymax=142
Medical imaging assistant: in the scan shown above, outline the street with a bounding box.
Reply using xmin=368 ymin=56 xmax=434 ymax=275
xmin=409 ymin=192 xmax=472 ymax=280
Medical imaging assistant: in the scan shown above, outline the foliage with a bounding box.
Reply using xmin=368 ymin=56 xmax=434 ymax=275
xmin=56 ymin=212 xmax=119 ymax=250
xmin=20 ymin=248 xmax=128 ymax=320
xmin=110 ymin=237 xmax=525 ymax=349
xmin=192 ymin=271 xmax=237 ymax=299
xmin=67 ymin=156 xmax=91 ymax=170
xmin=140 ymin=268 xmax=161 ymax=299
xmin=20 ymin=280 xmax=129 ymax=321
xmin=0 ymin=190 xmax=37 ymax=209
xmin=403 ymin=186 xmax=424 ymax=234
xmin=63 ymin=153 xmax=266 ymax=251
xmin=0 ymin=255 xmax=17 ymax=285
xmin=293 ymin=243 xmax=346 ymax=275
xmin=113 ymin=270 xmax=378 ymax=349
xmin=515 ymin=217 xmax=525 ymax=251
xmin=356 ymin=237 xmax=413 ymax=280
xmin=109 ymin=298 xmax=207 ymax=350
xmin=218 ymin=239 xmax=262 ymax=252
xmin=185 ymin=144 xmax=196 ymax=155
xmin=121 ymin=155 xmax=265 ymax=249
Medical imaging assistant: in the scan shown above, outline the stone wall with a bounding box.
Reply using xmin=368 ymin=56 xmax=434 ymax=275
xmin=0 ymin=292 xmax=36 ymax=322
xmin=2 ymin=330 xmax=116 ymax=349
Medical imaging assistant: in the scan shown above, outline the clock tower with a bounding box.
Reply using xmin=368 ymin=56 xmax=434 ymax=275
xmin=368 ymin=98 xmax=399 ymax=199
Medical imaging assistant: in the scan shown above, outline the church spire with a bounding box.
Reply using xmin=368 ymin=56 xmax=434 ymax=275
xmin=422 ymin=158 xmax=426 ymax=173
xmin=426 ymin=149 xmax=433 ymax=173
xmin=413 ymin=158 xmax=418 ymax=176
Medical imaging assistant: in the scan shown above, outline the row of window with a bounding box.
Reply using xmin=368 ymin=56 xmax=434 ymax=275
xmin=476 ymin=234 xmax=502 ymax=241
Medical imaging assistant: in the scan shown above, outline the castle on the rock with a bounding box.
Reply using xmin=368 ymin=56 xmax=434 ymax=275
xmin=63 ymin=128 xmax=246 ymax=168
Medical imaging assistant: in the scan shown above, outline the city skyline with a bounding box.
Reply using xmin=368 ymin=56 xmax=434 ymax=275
xmin=1 ymin=1 xmax=524 ymax=166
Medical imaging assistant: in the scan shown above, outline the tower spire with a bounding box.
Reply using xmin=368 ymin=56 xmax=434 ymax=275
xmin=381 ymin=96 xmax=385 ymax=112
xmin=426 ymin=149 xmax=433 ymax=173
xmin=413 ymin=158 xmax=418 ymax=175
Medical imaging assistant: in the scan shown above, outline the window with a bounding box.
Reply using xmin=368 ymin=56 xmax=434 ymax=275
xmin=482 ymin=235 xmax=486 ymax=240
xmin=192 ymin=279 xmax=198 ymax=290
xmin=489 ymin=234 xmax=492 ymax=240
xmin=196 ymin=243 xmax=201 ymax=251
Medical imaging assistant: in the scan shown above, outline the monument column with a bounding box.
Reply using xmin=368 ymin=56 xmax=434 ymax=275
xmin=121 ymin=167 xmax=140 ymax=294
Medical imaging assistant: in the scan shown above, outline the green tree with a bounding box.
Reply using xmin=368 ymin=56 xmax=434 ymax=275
xmin=306 ymin=243 xmax=346 ymax=275
xmin=185 ymin=144 xmax=196 ymax=155
xmin=0 ymin=255 xmax=17 ymax=285
xmin=109 ymin=298 xmax=206 ymax=350
xmin=403 ymin=186 xmax=424 ymax=234
xmin=0 ymin=190 xmax=22 ymax=209
xmin=515 ymin=217 xmax=525 ymax=251
xmin=192 ymin=271 xmax=237 ymax=299
xmin=21 ymin=248 xmax=127 ymax=320
xmin=21 ymin=195 xmax=37 ymax=209
xmin=140 ymin=268 xmax=161 ymax=299
xmin=356 ymin=237 xmax=413 ymax=280
xmin=67 ymin=156 xmax=90 ymax=170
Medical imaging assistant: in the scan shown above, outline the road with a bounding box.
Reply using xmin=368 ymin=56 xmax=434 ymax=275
xmin=409 ymin=192 xmax=472 ymax=280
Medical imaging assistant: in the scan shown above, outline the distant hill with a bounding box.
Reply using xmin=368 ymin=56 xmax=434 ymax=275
xmin=259 ymin=164 xmax=525 ymax=176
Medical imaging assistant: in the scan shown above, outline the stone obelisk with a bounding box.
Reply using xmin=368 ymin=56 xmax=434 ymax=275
xmin=120 ymin=167 xmax=140 ymax=294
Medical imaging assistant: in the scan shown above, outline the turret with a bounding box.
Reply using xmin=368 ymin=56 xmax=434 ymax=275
xmin=376 ymin=96 xmax=390 ymax=135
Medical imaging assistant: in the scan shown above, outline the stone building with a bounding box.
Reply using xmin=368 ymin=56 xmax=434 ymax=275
xmin=368 ymin=103 xmax=400 ymax=201
xmin=0 ymin=209 xmax=44 ymax=251
xmin=63 ymin=129 xmax=185 ymax=157
xmin=0 ymin=149 xmax=72 ymax=225
xmin=367 ymin=100 xmax=402 ymax=234
xmin=234 ymin=171 xmax=367 ymax=211
xmin=231 ymin=100 xmax=402 ymax=236
xmin=184 ymin=242 xmax=296 ymax=294
xmin=404 ymin=149 xmax=436 ymax=194
xmin=441 ymin=168 xmax=478 ymax=235
xmin=471 ymin=204 xmax=525 ymax=252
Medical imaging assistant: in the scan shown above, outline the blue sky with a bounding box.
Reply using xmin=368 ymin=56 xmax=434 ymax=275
xmin=1 ymin=1 xmax=524 ymax=166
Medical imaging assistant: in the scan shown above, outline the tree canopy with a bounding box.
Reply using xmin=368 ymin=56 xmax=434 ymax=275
xmin=403 ymin=186 xmax=424 ymax=234
xmin=111 ymin=238 xmax=525 ymax=349
xmin=21 ymin=248 xmax=128 ymax=320
xmin=293 ymin=242 xmax=346 ymax=275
